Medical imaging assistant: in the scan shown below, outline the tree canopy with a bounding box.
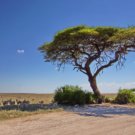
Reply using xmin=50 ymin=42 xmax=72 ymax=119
xmin=39 ymin=25 xmax=135 ymax=102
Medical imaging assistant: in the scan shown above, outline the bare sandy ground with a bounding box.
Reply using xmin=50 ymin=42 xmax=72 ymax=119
xmin=0 ymin=106 xmax=135 ymax=135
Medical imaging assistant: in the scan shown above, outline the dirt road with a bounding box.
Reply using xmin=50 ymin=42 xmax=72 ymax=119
xmin=0 ymin=109 xmax=135 ymax=135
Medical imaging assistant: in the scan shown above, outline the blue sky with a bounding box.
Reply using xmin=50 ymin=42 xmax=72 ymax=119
xmin=0 ymin=0 xmax=135 ymax=93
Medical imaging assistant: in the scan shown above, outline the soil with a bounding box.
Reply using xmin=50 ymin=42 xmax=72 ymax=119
xmin=0 ymin=105 xmax=135 ymax=135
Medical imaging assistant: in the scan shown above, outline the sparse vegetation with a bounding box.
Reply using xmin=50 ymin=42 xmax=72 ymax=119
xmin=0 ymin=109 xmax=63 ymax=121
xmin=0 ymin=93 xmax=62 ymax=121
xmin=103 ymin=93 xmax=117 ymax=99
xmin=0 ymin=93 xmax=53 ymax=106
xmin=0 ymin=88 xmax=135 ymax=121
xmin=104 ymin=96 xmax=114 ymax=103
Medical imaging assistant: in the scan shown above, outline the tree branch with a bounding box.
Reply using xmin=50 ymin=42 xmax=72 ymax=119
xmin=71 ymin=53 xmax=87 ymax=74
xmin=93 ymin=51 xmax=120 ymax=78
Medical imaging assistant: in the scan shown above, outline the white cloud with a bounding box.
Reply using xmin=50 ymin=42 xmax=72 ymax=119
xmin=80 ymin=82 xmax=135 ymax=93
xmin=17 ymin=49 xmax=24 ymax=54
xmin=99 ymin=82 xmax=135 ymax=92
xmin=55 ymin=67 xmax=59 ymax=71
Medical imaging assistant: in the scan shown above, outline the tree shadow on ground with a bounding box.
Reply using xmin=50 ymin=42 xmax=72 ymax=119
xmin=0 ymin=103 xmax=58 ymax=111
xmin=63 ymin=105 xmax=135 ymax=118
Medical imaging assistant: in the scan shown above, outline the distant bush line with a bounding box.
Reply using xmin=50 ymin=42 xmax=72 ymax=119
xmin=54 ymin=85 xmax=135 ymax=105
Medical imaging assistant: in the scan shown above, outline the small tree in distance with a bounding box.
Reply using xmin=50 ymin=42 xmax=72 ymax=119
xmin=39 ymin=25 xmax=135 ymax=103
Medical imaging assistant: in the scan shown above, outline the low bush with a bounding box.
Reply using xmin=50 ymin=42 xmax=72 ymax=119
xmin=54 ymin=85 xmax=95 ymax=105
xmin=115 ymin=89 xmax=135 ymax=104
xmin=85 ymin=92 xmax=95 ymax=104
xmin=130 ymin=88 xmax=135 ymax=92
xmin=104 ymin=97 xmax=114 ymax=103
xmin=72 ymin=90 xmax=86 ymax=105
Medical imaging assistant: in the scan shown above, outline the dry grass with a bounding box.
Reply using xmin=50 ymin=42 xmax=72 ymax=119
xmin=0 ymin=108 xmax=63 ymax=121
xmin=103 ymin=93 xmax=117 ymax=99
xmin=0 ymin=93 xmax=63 ymax=121
xmin=0 ymin=93 xmax=117 ymax=106
xmin=0 ymin=93 xmax=54 ymax=106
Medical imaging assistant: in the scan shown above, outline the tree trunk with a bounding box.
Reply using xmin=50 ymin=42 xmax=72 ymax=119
xmin=88 ymin=76 xmax=102 ymax=104
xmin=85 ymin=66 xmax=102 ymax=103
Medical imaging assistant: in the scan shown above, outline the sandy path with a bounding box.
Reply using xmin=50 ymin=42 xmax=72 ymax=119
xmin=0 ymin=110 xmax=135 ymax=135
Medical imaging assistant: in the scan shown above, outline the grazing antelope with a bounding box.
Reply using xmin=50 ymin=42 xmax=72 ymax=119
xmin=2 ymin=100 xmax=15 ymax=106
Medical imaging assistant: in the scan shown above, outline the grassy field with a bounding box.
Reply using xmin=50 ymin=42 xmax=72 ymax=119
xmin=0 ymin=93 xmax=57 ymax=121
xmin=0 ymin=93 xmax=117 ymax=121
xmin=103 ymin=93 xmax=117 ymax=99
xmin=0 ymin=109 xmax=63 ymax=121
xmin=0 ymin=93 xmax=54 ymax=106
xmin=0 ymin=93 xmax=117 ymax=106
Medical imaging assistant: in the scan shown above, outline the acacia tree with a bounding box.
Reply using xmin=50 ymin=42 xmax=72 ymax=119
xmin=39 ymin=26 xmax=135 ymax=101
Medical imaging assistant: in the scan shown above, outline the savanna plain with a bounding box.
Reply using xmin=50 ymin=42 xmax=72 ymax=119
xmin=0 ymin=93 xmax=135 ymax=135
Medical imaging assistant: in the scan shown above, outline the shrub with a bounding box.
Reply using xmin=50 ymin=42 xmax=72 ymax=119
xmin=85 ymin=92 xmax=95 ymax=104
xmin=72 ymin=90 xmax=86 ymax=105
xmin=54 ymin=85 xmax=83 ymax=105
xmin=115 ymin=89 xmax=135 ymax=104
xmin=54 ymin=85 xmax=95 ymax=105
xmin=130 ymin=88 xmax=135 ymax=92
xmin=104 ymin=97 xmax=114 ymax=103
